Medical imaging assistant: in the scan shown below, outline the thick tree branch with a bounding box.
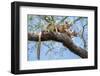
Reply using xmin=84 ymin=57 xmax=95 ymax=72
xmin=28 ymin=31 xmax=88 ymax=58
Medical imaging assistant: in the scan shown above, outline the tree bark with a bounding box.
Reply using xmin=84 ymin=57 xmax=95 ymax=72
xmin=28 ymin=31 xmax=88 ymax=58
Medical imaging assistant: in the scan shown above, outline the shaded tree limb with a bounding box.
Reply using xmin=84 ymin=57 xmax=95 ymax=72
xmin=28 ymin=31 xmax=88 ymax=58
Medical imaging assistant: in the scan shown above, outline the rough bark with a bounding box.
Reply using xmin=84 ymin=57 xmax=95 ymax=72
xmin=28 ymin=31 xmax=88 ymax=58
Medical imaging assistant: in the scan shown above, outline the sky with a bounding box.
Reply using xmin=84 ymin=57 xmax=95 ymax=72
xmin=27 ymin=15 xmax=88 ymax=61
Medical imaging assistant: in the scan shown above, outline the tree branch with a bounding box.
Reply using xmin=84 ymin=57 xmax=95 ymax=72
xmin=28 ymin=31 xmax=88 ymax=58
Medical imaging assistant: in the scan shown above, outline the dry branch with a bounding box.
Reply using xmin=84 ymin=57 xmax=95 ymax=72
xmin=28 ymin=31 xmax=88 ymax=58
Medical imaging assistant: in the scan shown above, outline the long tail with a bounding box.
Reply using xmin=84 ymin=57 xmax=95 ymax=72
xmin=37 ymin=32 xmax=41 ymax=60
